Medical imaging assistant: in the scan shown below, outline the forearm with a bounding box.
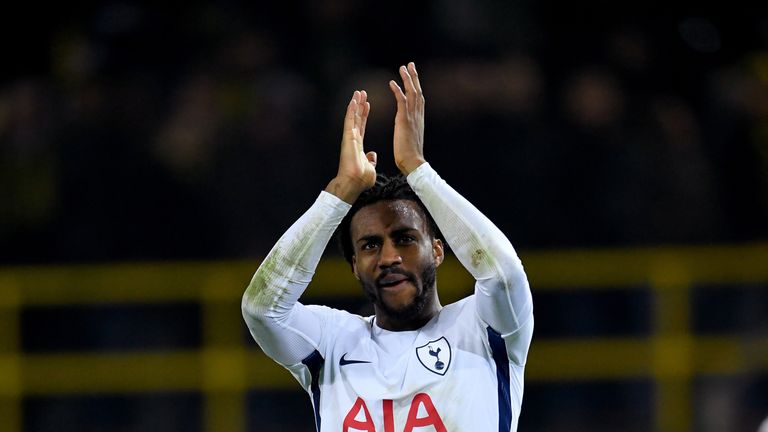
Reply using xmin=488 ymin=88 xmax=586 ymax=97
xmin=407 ymin=163 xmax=533 ymax=334
xmin=241 ymin=191 xmax=350 ymax=364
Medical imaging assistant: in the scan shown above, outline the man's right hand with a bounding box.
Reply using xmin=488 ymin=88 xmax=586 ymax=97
xmin=326 ymin=90 xmax=377 ymax=204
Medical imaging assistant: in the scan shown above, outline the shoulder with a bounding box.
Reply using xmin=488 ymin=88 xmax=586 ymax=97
xmin=429 ymin=296 xmax=483 ymax=333
xmin=441 ymin=295 xmax=476 ymax=317
xmin=304 ymin=304 xmax=371 ymax=330
xmin=303 ymin=305 xmax=375 ymax=361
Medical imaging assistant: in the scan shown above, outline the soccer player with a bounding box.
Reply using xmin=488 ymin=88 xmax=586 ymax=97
xmin=242 ymin=62 xmax=533 ymax=431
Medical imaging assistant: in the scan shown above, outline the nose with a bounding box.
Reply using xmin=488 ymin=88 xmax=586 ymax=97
xmin=378 ymin=240 xmax=402 ymax=269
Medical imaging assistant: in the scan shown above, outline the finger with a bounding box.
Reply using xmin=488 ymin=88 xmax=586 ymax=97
xmin=389 ymin=80 xmax=406 ymax=108
xmin=353 ymin=90 xmax=363 ymax=134
xmin=361 ymin=101 xmax=370 ymax=138
xmin=366 ymin=151 xmax=377 ymax=167
xmin=399 ymin=65 xmax=417 ymax=96
xmin=408 ymin=62 xmax=422 ymax=94
xmin=348 ymin=91 xmax=360 ymax=111
xmin=353 ymin=112 xmax=365 ymax=152
xmin=344 ymin=93 xmax=359 ymax=135
xmin=357 ymin=90 xmax=368 ymax=134
xmin=342 ymin=93 xmax=362 ymax=157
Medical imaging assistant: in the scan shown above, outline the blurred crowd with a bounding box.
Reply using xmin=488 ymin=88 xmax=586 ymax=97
xmin=1 ymin=2 xmax=767 ymax=263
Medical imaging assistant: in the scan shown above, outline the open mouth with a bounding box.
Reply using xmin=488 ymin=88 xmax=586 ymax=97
xmin=379 ymin=279 xmax=410 ymax=290
xmin=377 ymin=273 xmax=412 ymax=290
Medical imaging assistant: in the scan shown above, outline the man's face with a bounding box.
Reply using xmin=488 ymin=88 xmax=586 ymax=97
xmin=350 ymin=200 xmax=443 ymax=322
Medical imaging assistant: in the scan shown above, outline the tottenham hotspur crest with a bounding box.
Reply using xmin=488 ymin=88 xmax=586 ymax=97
xmin=416 ymin=337 xmax=451 ymax=376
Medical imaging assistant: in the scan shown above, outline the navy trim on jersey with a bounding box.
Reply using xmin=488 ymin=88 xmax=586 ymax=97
xmin=302 ymin=350 xmax=324 ymax=432
xmin=487 ymin=327 xmax=512 ymax=432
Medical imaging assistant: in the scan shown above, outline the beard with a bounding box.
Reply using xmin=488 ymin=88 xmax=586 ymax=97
xmin=360 ymin=263 xmax=437 ymax=321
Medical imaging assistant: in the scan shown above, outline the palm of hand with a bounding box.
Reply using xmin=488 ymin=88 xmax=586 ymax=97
xmin=393 ymin=108 xmax=424 ymax=172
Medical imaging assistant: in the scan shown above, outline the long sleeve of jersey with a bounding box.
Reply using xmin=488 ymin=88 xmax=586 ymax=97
xmin=407 ymin=163 xmax=533 ymax=365
xmin=241 ymin=191 xmax=350 ymax=366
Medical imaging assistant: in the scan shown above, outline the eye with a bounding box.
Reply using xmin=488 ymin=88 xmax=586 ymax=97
xmin=397 ymin=235 xmax=416 ymax=244
xmin=361 ymin=241 xmax=380 ymax=251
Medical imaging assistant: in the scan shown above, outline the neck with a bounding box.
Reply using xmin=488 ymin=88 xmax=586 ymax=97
xmin=374 ymin=297 xmax=442 ymax=331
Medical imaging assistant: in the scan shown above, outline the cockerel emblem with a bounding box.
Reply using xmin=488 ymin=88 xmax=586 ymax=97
xmin=416 ymin=337 xmax=451 ymax=376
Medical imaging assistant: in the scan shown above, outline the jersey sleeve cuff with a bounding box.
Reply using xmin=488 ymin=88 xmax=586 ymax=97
xmin=318 ymin=190 xmax=353 ymax=214
xmin=405 ymin=162 xmax=436 ymax=189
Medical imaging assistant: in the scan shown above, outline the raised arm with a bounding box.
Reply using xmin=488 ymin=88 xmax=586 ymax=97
xmin=241 ymin=91 xmax=377 ymax=365
xmin=390 ymin=63 xmax=533 ymax=364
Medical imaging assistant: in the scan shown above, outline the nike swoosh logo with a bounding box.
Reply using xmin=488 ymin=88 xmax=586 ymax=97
xmin=339 ymin=353 xmax=371 ymax=366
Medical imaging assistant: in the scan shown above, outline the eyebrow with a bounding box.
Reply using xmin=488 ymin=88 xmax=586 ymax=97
xmin=355 ymin=227 xmax=419 ymax=245
xmin=356 ymin=234 xmax=381 ymax=245
xmin=390 ymin=227 xmax=418 ymax=237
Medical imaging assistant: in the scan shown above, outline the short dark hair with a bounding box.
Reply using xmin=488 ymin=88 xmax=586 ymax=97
xmin=337 ymin=173 xmax=443 ymax=265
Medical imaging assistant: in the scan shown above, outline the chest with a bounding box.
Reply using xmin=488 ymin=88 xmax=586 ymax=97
xmin=318 ymin=319 xmax=504 ymax=431
xmin=325 ymin=316 xmax=493 ymax=399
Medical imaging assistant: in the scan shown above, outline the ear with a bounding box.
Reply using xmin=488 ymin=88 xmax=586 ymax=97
xmin=352 ymin=255 xmax=360 ymax=280
xmin=432 ymin=238 xmax=444 ymax=267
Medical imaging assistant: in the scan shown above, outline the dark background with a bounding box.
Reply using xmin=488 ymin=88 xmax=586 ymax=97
xmin=2 ymin=2 xmax=767 ymax=264
xmin=1 ymin=2 xmax=767 ymax=432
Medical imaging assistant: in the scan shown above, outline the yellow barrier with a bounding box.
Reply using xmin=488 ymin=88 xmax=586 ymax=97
xmin=1 ymin=243 xmax=767 ymax=432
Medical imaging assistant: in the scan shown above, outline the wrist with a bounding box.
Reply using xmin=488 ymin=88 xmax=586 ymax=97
xmin=325 ymin=177 xmax=365 ymax=204
xmin=397 ymin=158 xmax=427 ymax=176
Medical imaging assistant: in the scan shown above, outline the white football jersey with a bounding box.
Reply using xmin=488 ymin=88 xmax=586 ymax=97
xmin=286 ymin=296 xmax=532 ymax=431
